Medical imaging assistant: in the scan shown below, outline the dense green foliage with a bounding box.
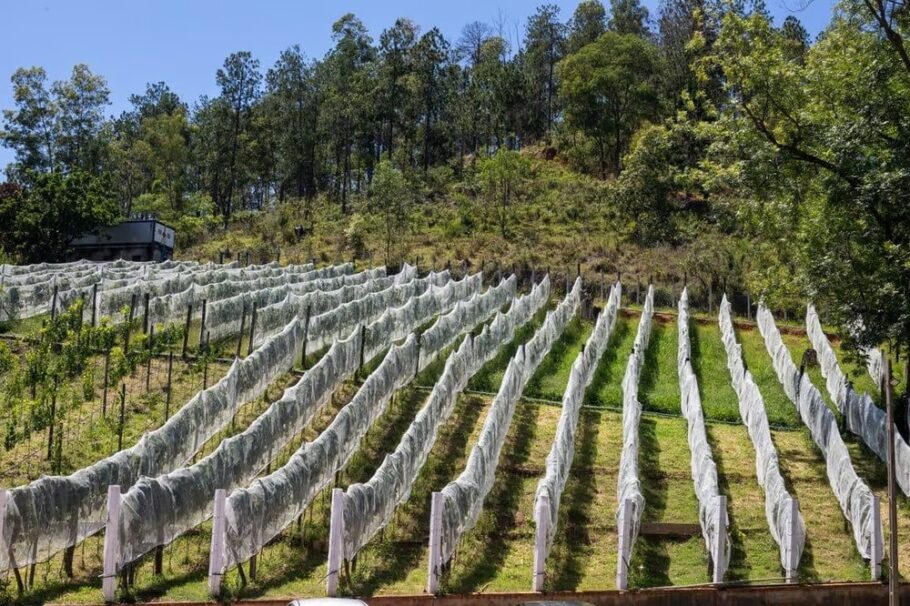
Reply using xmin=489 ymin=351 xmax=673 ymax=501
xmin=1 ymin=0 xmax=908 ymax=362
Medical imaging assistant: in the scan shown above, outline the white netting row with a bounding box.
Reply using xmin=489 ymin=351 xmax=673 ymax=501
xmin=340 ymin=277 xmax=549 ymax=561
xmin=437 ymin=278 xmax=582 ymax=563
xmin=677 ymin=289 xmax=731 ymax=575
xmin=615 ymin=285 xmax=655 ymax=563
xmin=806 ymin=305 xmax=910 ymax=495
xmin=215 ymin=274 xmax=502 ymax=572
xmin=115 ymin=274 xmax=507 ymax=568
xmin=757 ymin=305 xmax=882 ymax=560
xmin=719 ymin=296 xmax=805 ymax=572
xmin=534 ymin=282 xmax=621 ymax=561
xmin=1 ymin=270 xmax=465 ymax=570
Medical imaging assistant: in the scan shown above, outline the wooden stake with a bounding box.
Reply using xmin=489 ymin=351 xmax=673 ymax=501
xmin=247 ymin=303 xmax=258 ymax=356
xmin=117 ymin=383 xmax=126 ymax=451
xmin=182 ymin=303 xmax=193 ymax=358
xmin=102 ymin=485 xmax=121 ymax=603
xmin=236 ymin=304 xmax=247 ymax=358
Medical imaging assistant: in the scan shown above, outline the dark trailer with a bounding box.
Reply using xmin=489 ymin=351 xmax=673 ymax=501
xmin=70 ymin=218 xmax=176 ymax=262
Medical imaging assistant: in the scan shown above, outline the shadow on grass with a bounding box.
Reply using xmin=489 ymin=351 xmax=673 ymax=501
xmin=546 ymin=411 xmax=601 ymax=590
xmin=469 ymin=309 xmax=544 ymax=393
xmin=445 ymin=403 xmax=540 ymax=593
xmin=704 ymin=426 xmax=747 ymax=582
xmin=345 ymin=394 xmax=488 ymax=596
xmin=583 ymin=318 xmax=631 ymax=408
xmin=629 ymin=416 xmax=671 ymax=587
xmin=525 ymin=317 xmax=586 ymax=401
xmin=638 ymin=323 xmax=670 ymax=414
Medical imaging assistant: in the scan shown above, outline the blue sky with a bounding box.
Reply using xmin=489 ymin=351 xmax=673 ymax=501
xmin=0 ymin=0 xmax=836 ymax=169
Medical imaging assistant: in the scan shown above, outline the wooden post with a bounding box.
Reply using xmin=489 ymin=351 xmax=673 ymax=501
xmin=358 ymin=324 xmax=366 ymax=378
xmin=125 ymin=293 xmax=137 ymax=353
xmin=532 ymin=494 xmax=550 ymax=591
xmin=142 ymin=292 xmax=150 ymax=335
xmin=198 ymin=298 xmax=208 ymax=350
xmin=208 ymin=489 xmax=227 ymax=596
xmin=50 ymin=284 xmax=59 ymax=320
xmin=182 ymin=303 xmax=193 ymax=357
xmin=247 ymin=303 xmax=258 ymax=356
xmin=616 ymin=498 xmax=632 ymax=590
xmin=117 ymin=383 xmax=126 ymax=451
xmin=91 ymin=282 xmax=98 ymax=327
xmin=746 ymin=292 xmax=752 ymax=320
xmin=102 ymin=351 xmax=111 ymax=416
xmin=708 ymin=280 xmax=714 ymax=313
xmin=871 ymin=494 xmax=883 ymax=580
xmin=145 ymin=327 xmax=154 ymax=393
xmin=327 ymin=488 xmax=345 ymax=596
xmin=415 ymin=333 xmax=422 ymax=378
xmin=426 ymin=491 xmax=443 ymax=594
xmin=786 ymin=497 xmax=800 ymax=582
xmin=236 ymin=304 xmax=247 ymax=359
xmin=713 ymin=496 xmax=727 ymax=584
xmin=164 ymin=352 xmax=173 ymax=421
xmin=102 ymin=485 xmax=121 ymax=603
xmin=0 ymin=490 xmax=7 ymax=573
xmin=301 ymin=304 xmax=312 ymax=369
xmin=884 ymin=359 xmax=897 ymax=600
xmin=47 ymin=389 xmax=57 ymax=460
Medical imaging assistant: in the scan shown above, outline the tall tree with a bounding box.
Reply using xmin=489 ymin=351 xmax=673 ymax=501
xmin=378 ymin=18 xmax=418 ymax=160
xmin=411 ymin=28 xmax=452 ymax=172
xmin=266 ymin=45 xmax=321 ymax=200
xmin=216 ymin=51 xmax=261 ymax=225
xmin=609 ymin=0 xmax=651 ymax=37
xmin=1 ymin=67 xmax=59 ymax=178
xmin=52 ymin=64 xmax=111 ymax=174
xmin=566 ymin=0 xmax=608 ymax=53
xmin=524 ymin=5 xmax=566 ymax=139
xmin=560 ymin=32 xmax=661 ymax=177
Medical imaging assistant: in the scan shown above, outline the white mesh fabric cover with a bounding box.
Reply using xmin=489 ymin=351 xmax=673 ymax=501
xmin=116 ymin=275 xmax=511 ymax=567
xmin=719 ymin=296 xmax=805 ymax=570
xmin=217 ymin=275 xmax=502 ymax=571
xmin=534 ymin=282 xmax=621 ymax=559
xmin=806 ymin=305 xmax=910 ymax=495
xmin=757 ymin=305 xmax=881 ymax=559
xmin=677 ymin=289 xmax=731 ymax=574
xmin=616 ymin=285 xmax=655 ymax=560
xmin=340 ymin=277 xmax=548 ymax=561
xmin=437 ymin=278 xmax=582 ymax=563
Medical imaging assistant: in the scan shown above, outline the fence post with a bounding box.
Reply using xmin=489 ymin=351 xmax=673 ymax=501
xmin=102 ymin=485 xmax=121 ymax=603
xmin=358 ymin=324 xmax=366 ymax=378
xmin=786 ymin=497 xmax=800 ymax=582
xmin=327 ymin=488 xmax=345 ymax=596
xmin=747 ymin=292 xmax=752 ymax=321
xmin=871 ymin=494 xmax=883 ymax=580
xmin=125 ymin=293 xmax=137 ymax=353
xmin=427 ymin=491 xmax=443 ymax=594
xmin=616 ymin=498 xmax=632 ymax=590
xmin=208 ymin=489 xmax=227 ymax=596
xmin=532 ymin=494 xmax=550 ymax=591
xmin=713 ymin=496 xmax=727 ymax=584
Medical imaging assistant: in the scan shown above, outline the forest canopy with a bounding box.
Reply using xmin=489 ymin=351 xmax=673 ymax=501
xmin=1 ymin=0 xmax=909 ymax=359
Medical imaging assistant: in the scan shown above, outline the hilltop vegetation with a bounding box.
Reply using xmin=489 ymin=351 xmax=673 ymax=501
xmin=2 ymin=0 xmax=909 ymax=362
